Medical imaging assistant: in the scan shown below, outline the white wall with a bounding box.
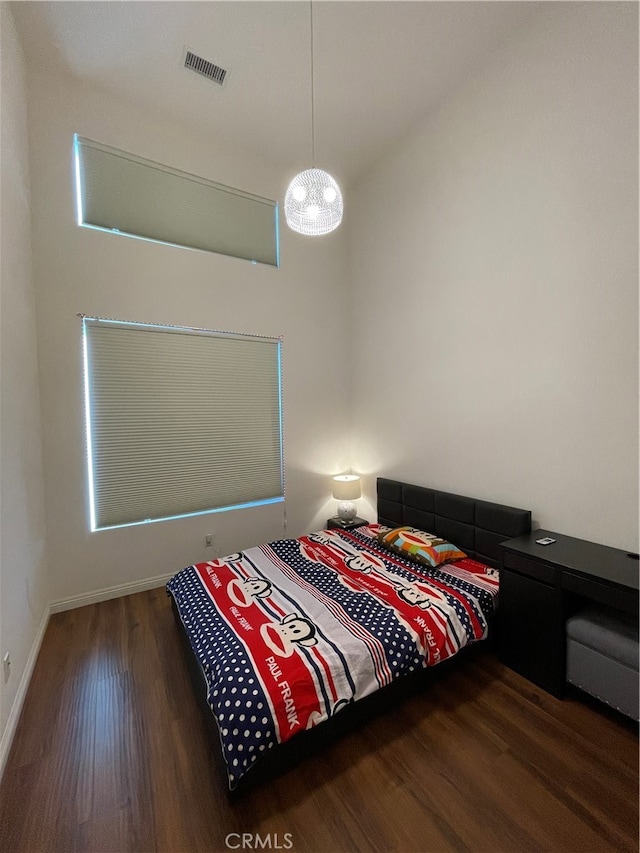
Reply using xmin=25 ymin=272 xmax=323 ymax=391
xmin=0 ymin=2 xmax=50 ymax=758
xmin=25 ymin=68 xmax=351 ymax=605
xmin=350 ymin=2 xmax=639 ymax=552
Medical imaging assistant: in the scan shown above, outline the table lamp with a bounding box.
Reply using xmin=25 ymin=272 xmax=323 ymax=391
xmin=332 ymin=474 xmax=361 ymax=522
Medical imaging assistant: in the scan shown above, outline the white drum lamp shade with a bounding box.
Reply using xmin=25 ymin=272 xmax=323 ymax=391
xmin=332 ymin=474 xmax=361 ymax=521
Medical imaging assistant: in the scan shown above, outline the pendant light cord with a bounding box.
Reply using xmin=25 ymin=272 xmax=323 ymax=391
xmin=310 ymin=0 xmax=315 ymax=166
xmin=283 ymin=0 xmax=343 ymax=236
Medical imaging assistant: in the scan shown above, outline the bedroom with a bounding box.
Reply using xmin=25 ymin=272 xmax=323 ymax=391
xmin=1 ymin=0 xmax=638 ymax=850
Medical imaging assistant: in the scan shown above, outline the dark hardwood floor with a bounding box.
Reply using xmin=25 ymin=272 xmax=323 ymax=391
xmin=1 ymin=587 xmax=637 ymax=853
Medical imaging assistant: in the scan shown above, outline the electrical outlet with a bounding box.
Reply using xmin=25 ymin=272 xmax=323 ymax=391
xmin=3 ymin=653 xmax=10 ymax=683
xmin=205 ymin=533 xmax=214 ymax=547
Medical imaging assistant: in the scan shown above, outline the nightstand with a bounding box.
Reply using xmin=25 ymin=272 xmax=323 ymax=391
xmin=327 ymin=516 xmax=368 ymax=531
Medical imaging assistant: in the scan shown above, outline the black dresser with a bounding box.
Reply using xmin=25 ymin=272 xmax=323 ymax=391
xmin=498 ymin=529 xmax=639 ymax=697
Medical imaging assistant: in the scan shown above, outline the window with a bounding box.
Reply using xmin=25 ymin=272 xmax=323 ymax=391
xmin=74 ymin=135 xmax=279 ymax=266
xmin=83 ymin=317 xmax=283 ymax=531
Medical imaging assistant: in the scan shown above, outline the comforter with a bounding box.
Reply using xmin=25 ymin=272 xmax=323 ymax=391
xmin=167 ymin=524 xmax=499 ymax=788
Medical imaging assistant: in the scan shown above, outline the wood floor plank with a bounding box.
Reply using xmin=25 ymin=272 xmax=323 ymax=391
xmin=1 ymin=588 xmax=637 ymax=853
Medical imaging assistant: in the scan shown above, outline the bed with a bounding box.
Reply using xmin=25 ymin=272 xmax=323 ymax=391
xmin=167 ymin=477 xmax=531 ymax=791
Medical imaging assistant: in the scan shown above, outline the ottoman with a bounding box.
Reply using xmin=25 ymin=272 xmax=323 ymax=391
xmin=566 ymin=605 xmax=638 ymax=721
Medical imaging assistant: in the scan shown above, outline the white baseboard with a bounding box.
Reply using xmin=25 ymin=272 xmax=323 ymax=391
xmin=0 ymin=604 xmax=49 ymax=780
xmin=49 ymin=571 xmax=175 ymax=613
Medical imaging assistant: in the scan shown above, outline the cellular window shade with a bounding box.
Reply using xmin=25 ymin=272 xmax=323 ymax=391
xmin=83 ymin=318 xmax=283 ymax=530
xmin=74 ymin=135 xmax=279 ymax=266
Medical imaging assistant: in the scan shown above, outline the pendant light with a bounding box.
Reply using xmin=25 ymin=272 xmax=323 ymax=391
xmin=284 ymin=1 xmax=343 ymax=236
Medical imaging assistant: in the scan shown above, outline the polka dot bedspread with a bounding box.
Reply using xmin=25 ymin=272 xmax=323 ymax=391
xmin=166 ymin=524 xmax=499 ymax=789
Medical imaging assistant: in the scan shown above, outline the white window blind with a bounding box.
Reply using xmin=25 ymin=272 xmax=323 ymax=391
xmin=83 ymin=317 xmax=284 ymax=531
xmin=74 ymin=135 xmax=279 ymax=266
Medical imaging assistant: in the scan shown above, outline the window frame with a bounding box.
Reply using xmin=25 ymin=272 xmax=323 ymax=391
xmin=73 ymin=135 xmax=280 ymax=267
xmin=82 ymin=315 xmax=285 ymax=532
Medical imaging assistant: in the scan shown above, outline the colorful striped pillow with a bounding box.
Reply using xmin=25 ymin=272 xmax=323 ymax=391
xmin=376 ymin=526 xmax=466 ymax=569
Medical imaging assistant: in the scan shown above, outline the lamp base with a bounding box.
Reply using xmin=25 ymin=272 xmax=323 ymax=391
xmin=337 ymin=501 xmax=357 ymax=521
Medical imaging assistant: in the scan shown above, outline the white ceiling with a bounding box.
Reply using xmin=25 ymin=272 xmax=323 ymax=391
xmin=11 ymin=1 xmax=543 ymax=187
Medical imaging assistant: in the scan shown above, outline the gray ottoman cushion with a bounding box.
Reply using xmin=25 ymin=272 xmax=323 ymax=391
xmin=567 ymin=606 xmax=638 ymax=669
xmin=566 ymin=605 xmax=639 ymax=721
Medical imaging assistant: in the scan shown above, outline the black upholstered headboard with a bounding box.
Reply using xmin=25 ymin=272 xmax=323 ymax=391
xmin=377 ymin=478 xmax=531 ymax=569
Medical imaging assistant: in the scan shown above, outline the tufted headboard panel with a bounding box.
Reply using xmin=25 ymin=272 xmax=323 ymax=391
xmin=377 ymin=477 xmax=531 ymax=569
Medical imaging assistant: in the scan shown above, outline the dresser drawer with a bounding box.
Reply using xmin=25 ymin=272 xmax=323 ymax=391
xmin=498 ymin=567 xmax=565 ymax=695
xmin=563 ymin=571 xmax=639 ymax=614
xmin=503 ymin=550 xmax=556 ymax=585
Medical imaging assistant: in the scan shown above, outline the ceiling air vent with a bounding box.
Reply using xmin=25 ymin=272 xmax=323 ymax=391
xmin=184 ymin=50 xmax=228 ymax=86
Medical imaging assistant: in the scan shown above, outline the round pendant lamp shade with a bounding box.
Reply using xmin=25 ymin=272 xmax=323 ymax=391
xmin=284 ymin=168 xmax=343 ymax=236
